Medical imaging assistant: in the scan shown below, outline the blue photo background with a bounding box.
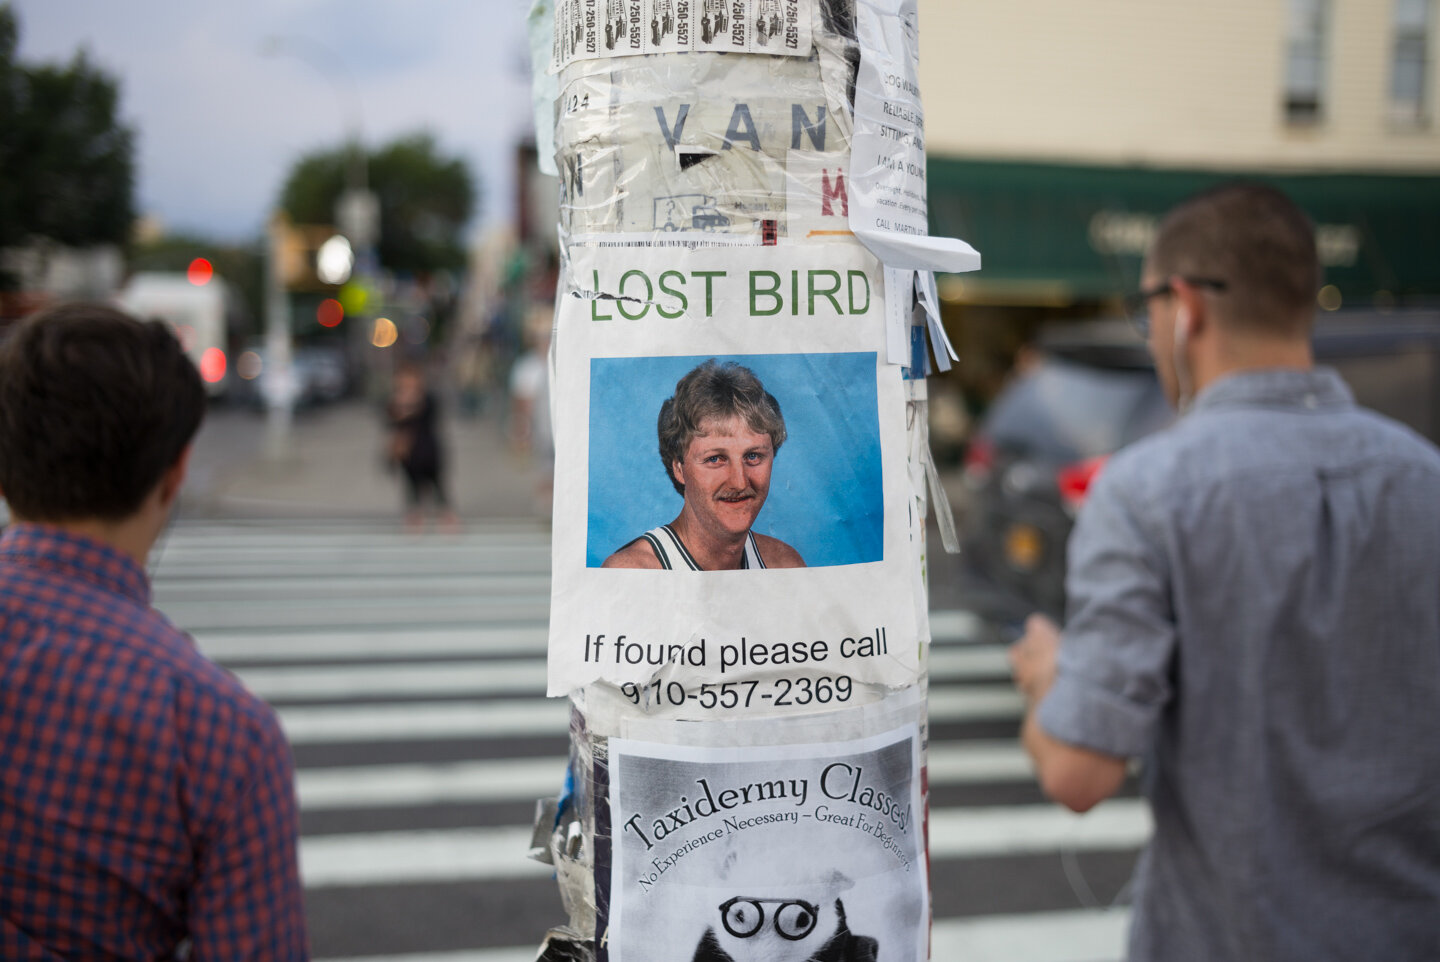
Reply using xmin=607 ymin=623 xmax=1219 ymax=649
xmin=586 ymin=352 xmax=884 ymax=568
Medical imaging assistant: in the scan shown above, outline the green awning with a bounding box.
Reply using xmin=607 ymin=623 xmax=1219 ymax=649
xmin=926 ymin=157 xmax=1440 ymax=304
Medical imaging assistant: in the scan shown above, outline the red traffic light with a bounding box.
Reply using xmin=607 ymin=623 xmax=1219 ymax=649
xmin=187 ymin=258 xmax=214 ymax=286
xmin=317 ymin=298 xmax=345 ymax=328
xmin=199 ymin=347 xmax=227 ymax=383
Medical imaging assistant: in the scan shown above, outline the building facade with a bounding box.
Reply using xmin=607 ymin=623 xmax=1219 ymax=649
xmin=916 ymin=0 xmax=1440 ymax=400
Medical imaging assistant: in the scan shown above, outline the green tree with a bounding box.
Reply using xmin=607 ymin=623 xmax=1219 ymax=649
xmin=0 ymin=7 xmax=20 ymax=255
xmin=0 ymin=4 xmax=135 ymax=258
xmin=278 ymin=131 xmax=478 ymax=276
xmin=278 ymin=149 xmax=348 ymax=227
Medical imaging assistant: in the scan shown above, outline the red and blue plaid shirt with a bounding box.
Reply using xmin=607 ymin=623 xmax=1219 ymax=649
xmin=0 ymin=524 xmax=308 ymax=961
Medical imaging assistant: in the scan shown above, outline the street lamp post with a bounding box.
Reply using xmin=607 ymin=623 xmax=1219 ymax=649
xmin=261 ymin=212 xmax=297 ymax=463
xmin=261 ymin=34 xmax=368 ymax=196
xmin=260 ymin=36 xmax=380 ymax=461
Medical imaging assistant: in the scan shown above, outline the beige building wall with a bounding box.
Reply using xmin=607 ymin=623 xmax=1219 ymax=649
xmin=918 ymin=0 xmax=1440 ymax=172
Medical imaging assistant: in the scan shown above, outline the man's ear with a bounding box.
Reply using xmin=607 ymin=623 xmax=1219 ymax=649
xmin=1170 ymin=276 xmax=1209 ymax=342
xmin=671 ymin=459 xmax=685 ymax=490
xmin=157 ymin=444 xmax=193 ymax=509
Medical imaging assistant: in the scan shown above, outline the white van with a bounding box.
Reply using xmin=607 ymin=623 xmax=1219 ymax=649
xmin=115 ymin=272 xmax=232 ymax=397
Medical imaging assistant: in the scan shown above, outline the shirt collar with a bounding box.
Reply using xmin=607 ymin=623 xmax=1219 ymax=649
xmin=1190 ymin=366 xmax=1354 ymax=415
xmin=0 ymin=522 xmax=152 ymax=605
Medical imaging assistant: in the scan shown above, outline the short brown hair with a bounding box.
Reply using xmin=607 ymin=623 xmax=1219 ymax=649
xmin=1149 ymin=182 xmax=1321 ymax=337
xmin=657 ymin=360 xmax=785 ymax=496
xmin=0 ymin=302 xmax=206 ymax=522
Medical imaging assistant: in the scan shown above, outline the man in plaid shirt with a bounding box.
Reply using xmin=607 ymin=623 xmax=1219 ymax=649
xmin=0 ymin=304 xmax=308 ymax=960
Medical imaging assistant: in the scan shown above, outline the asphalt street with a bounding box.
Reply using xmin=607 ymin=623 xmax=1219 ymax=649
xmin=178 ymin=395 xmax=544 ymax=522
xmin=149 ymin=398 xmax=1142 ymax=960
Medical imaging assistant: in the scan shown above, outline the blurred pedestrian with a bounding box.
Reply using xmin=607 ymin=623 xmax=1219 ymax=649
xmin=454 ymin=331 xmax=494 ymax=419
xmin=507 ymin=308 xmax=554 ymax=517
xmin=388 ymin=360 xmax=459 ymax=532
xmin=0 ymin=303 xmax=309 ymax=960
xmin=1008 ymin=183 xmax=1440 ymax=961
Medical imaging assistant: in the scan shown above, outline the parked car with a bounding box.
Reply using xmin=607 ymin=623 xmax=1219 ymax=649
xmin=958 ymin=313 xmax=1440 ymax=619
xmin=231 ymin=342 xmax=350 ymax=410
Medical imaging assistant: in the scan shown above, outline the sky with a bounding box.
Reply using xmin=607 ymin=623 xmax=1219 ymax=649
xmin=10 ymin=0 xmax=540 ymax=243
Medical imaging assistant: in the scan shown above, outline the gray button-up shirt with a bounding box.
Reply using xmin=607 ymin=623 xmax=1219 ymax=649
xmin=1039 ymin=367 xmax=1440 ymax=962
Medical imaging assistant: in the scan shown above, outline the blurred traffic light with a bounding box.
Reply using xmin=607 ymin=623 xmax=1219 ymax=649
xmin=199 ymin=347 xmax=227 ymax=384
xmin=339 ymin=280 xmax=372 ymax=315
xmin=317 ymin=298 xmax=344 ymax=328
xmin=272 ymin=213 xmax=347 ymax=292
xmin=237 ymin=350 xmax=263 ymax=381
xmin=372 ymin=317 xmax=398 ymax=348
xmin=316 ymin=234 xmax=355 ymax=285
xmin=187 ymin=258 xmax=214 ymax=286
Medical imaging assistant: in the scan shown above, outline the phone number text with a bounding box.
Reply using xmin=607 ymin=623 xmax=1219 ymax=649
xmin=619 ymin=676 xmax=854 ymax=711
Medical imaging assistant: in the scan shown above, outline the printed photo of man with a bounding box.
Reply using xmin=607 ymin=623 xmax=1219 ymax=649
xmin=604 ymin=359 xmax=805 ymax=570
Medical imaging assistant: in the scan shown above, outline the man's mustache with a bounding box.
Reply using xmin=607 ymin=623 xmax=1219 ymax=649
xmin=714 ymin=487 xmax=759 ymax=502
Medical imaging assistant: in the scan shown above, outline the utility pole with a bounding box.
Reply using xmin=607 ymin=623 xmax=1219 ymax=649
xmin=260 ymin=36 xmax=380 ymax=457
xmin=530 ymin=2 xmax=978 ymax=959
xmin=262 ymin=213 xmax=297 ymax=464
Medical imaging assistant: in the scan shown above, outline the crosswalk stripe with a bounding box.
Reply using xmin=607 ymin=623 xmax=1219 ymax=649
xmin=927 ymin=740 xmax=1035 ymax=782
xmin=154 ymin=542 xmax=548 ymax=567
xmin=157 ymin=597 xmax=552 ymax=631
xmin=927 ymin=685 xmax=1025 ymax=720
xmin=295 ymin=741 xmax=1037 ymax=811
xmin=928 ymin=645 xmax=1010 ymax=675
xmin=279 ymin=700 xmax=571 ymax=743
xmin=240 ymin=659 xmax=546 ymax=700
xmin=189 ymin=612 xmax=990 ymax=666
xmin=158 ymin=525 xmax=548 ymax=548
xmin=154 ymin=530 xmax=549 ymax=552
xmin=298 ymin=758 xmax=566 ymax=810
xmin=931 ymin=909 xmax=1129 ymax=962
xmin=301 ymin=827 xmax=549 ymax=886
xmin=194 ymin=628 xmax=549 ymax=662
xmin=155 ymin=540 xmax=549 ymax=560
xmin=931 ymin=608 xmax=987 ymax=644
xmin=153 ymin=558 xmax=550 ymax=580
xmin=310 ymin=910 xmax=1131 ymax=962
xmin=154 ymin=574 xmax=551 ymax=601
xmin=237 ymin=647 xmax=1011 ymax=701
xmin=316 ymin=950 xmax=537 ymax=962
xmin=929 ymin=801 xmax=1151 ymax=858
xmin=164 ymin=596 xmax=550 ymax=614
xmin=299 ymin=801 xmax=1149 ymax=888
xmin=275 ymin=685 xmax=1021 ymax=743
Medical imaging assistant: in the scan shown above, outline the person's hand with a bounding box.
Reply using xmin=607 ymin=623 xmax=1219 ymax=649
xmin=1008 ymin=614 xmax=1061 ymax=706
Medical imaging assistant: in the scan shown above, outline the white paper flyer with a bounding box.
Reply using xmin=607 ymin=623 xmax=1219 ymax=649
xmin=546 ymin=242 xmax=922 ymax=701
xmin=554 ymin=53 xmax=845 ymax=242
xmin=847 ymin=0 xmax=979 ymax=275
xmin=597 ymin=723 xmax=927 ymax=962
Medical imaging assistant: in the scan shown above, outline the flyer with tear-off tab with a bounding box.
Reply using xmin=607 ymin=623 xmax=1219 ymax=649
xmin=553 ymin=0 xmax=813 ymax=70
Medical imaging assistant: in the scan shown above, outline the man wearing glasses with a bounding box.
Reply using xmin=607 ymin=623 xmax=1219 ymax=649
xmin=1008 ymin=183 xmax=1440 ymax=961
